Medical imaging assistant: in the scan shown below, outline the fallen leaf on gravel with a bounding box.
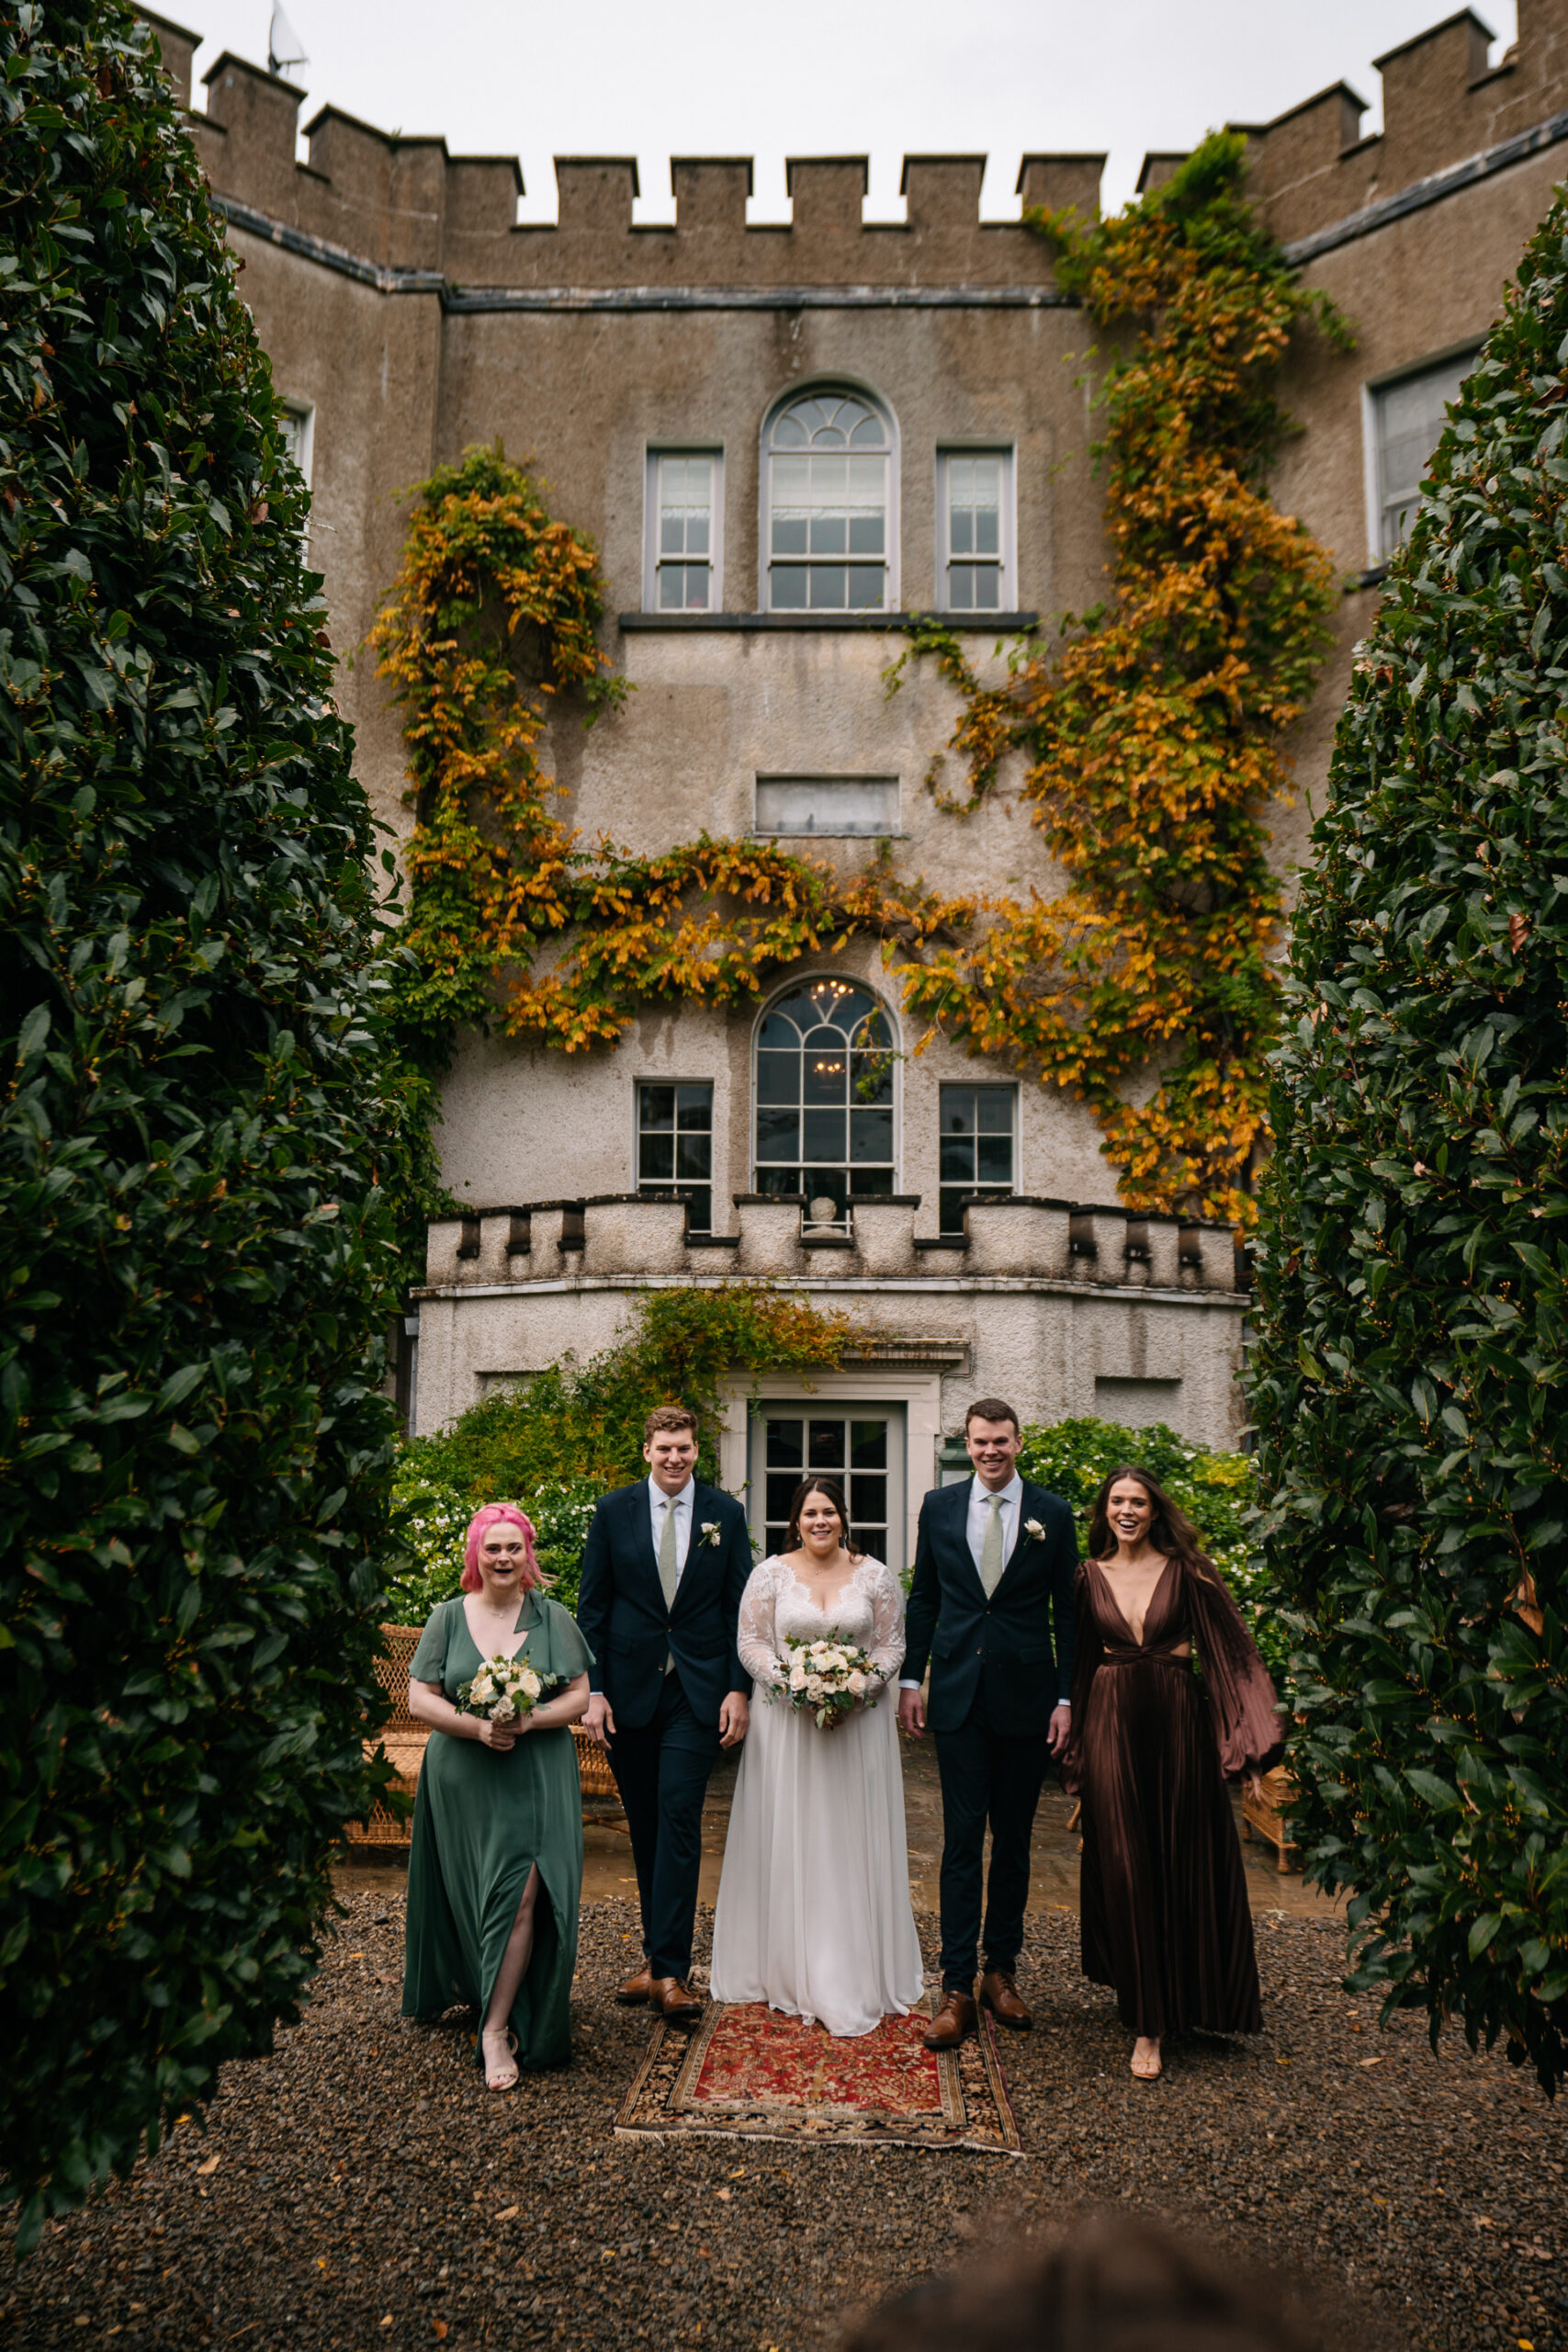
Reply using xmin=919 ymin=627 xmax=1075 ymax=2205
xmin=1359 ymin=2056 xmax=1382 ymax=2067
xmin=433 ymin=2323 xmax=448 ymax=2341
xmin=496 ymin=2206 xmax=519 ymax=2222
xmin=379 ymin=2318 xmax=393 ymax=2330
xmin=716 ymin=2188 xmax=732 ymax=2201
xmin=196 ymin=2156 xmax=220 ymax=2176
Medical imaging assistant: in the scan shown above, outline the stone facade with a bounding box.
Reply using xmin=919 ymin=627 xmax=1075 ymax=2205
xmin=137 ymin=4 xmax=1568 ymax=1503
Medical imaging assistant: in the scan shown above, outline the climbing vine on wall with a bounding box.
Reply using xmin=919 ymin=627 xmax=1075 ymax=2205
xmin=377 ymin=139 xmax=1348 ymax=1232
xmin=885 ymin=132 xmax=1348 ymax=1227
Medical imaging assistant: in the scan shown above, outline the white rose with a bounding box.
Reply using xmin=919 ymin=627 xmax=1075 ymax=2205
xmin=520 ymin=1668 xmax=541 ymax=1700
xmin=846 ymin=1669 xmax=867 ymax=1697
xmin=471 ymin=1675 xmax=495 ymax=1705
xmin=491 ymin=1696 xmax=516 ymax=1725
xmin=806 ymin=1676 xmax=825 ymax=1702
xmin=789 ymin=1663 xmax=807 ymax=1690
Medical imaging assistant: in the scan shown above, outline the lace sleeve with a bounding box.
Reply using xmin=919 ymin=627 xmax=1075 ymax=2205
xmin=736 ymin=1561 xmax=784 ymax=1691
xmin=863 ymin=1561 xmax=908 ymax=1687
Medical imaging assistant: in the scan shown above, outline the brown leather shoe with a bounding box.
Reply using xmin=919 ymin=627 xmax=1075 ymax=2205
xmin=615 ymin=1963 xmax=655 ymax=2007
xmin=980 ymin=1969 xmax=1032 ymax=2030
xmin=923 ymin=1987 xmax=976 ymax=2050
xmin=651 ymin=1975 xmax=703 ymax=2025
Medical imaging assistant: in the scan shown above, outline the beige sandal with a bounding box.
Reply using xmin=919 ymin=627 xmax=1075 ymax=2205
xmin=1130 ymin=2039 xmax=1163 ymax=2081
xmin=481 ymin=2026 xmax=518 ymax=2092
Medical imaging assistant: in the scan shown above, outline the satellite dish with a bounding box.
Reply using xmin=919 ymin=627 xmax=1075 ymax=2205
xmin=267 ymin=3 xmax=308 ymax=76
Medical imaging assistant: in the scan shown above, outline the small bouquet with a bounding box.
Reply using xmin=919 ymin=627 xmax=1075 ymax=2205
xmin=457 ymin=1653 xmax=561 ymax=1729
xmin=780 ymin=1634 xmax=880 ymax=1731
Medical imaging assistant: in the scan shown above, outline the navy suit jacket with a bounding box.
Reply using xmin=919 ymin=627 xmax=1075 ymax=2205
xmin=902 ymin=1477 xmax=1077 ymax=1738
xmin=574 ymin=1479 xmax=751 ymax=1731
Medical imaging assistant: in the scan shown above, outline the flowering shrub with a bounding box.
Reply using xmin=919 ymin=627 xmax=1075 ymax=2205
xmin=1015 ymin=1418 xmax=1279 ymax=1678
xmin=384 ymin=1468 xmax=601 ymax=1622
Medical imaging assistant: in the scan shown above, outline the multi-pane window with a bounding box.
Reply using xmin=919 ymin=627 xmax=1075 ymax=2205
xmin=767 ymin=390 xmax=891 ymax=612
xmin=939 ymin=450 xmax=1010 ymax=610
xmin=753 ymin=776 xmax=898 ymax=837
xmin=939 ymin=1083 xmax=1016 ymax=1234
xmin=637 ymin=1081 xmax=713 ymax=1233
xmin=1372 ymin=352 xmax=1478 ymax=558
xmin=761 ymin=1413 xmax=891 ymax=1564
xmin=276 ymin=401 xmax=313 ymax=484
xmin=754 ymin=978 xmax=896 ymax=1224
xmin=649 ymin=451 xmax=718 ymax=610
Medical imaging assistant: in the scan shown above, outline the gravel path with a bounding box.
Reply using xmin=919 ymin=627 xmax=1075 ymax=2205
xmin=6 ymin=1895 xmax=1564 ymax=2351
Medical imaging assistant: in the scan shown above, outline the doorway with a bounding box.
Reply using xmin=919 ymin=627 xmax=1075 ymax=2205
xmin=748 ymin=1404 xmax=907 ymax=1570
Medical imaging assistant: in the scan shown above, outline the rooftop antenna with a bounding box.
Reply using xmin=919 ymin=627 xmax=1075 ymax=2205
xmin=267 ymin=3 xmax=308 ymax=77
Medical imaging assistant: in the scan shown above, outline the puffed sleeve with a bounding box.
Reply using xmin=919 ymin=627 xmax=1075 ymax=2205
xmin=737 ymin=1561 xmax=784 ymax=1691
xmin=409 ymin=1600 xmax=452 ymax=1688
xmin=1186 ymin=1564 xmax=1285 ymax=1776
xmin=541 ymin=1597 xmax=593 ymax=1682
xmin=863 ymin=1560 xmax=907 ymax=1687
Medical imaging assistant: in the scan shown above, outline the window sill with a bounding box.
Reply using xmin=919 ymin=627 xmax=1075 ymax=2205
xmin=619 ymin=610 xmax=1039 ymax=634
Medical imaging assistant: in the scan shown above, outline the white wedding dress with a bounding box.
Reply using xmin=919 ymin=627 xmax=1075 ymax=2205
xmin=709 ymin=1555 xmax=925 ymax=2039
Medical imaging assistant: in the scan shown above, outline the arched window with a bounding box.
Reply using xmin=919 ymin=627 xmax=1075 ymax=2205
xmin=753 ymin=978 xmax=897 ymax=1224
xmin=763 ymin=388 xmax=895 ymax=612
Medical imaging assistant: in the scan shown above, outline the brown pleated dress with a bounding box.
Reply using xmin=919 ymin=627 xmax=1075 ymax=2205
xmin=1067 ymin=1556 xmax=1283 ymax=2041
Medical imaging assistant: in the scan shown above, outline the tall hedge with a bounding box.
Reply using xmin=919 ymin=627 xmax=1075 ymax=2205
xmin=1 ymin=0 xmax=405 ymax=2243
xmin=1250 ymin=195 xmax=1568 ymax=2086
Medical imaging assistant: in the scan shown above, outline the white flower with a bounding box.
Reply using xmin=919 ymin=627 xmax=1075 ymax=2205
xmin=846 ymin=1669 xmax=867 ymax=1698
xmin=789 ymin=1663 xmax=807 ymax=1690
xmin=702 ymin=1521 xmax=722 ymax=1548
xmin=1025 ymin=1517 xmax=1046 ymax=1541
xmin=491 ymin=1696 xmax=517 ymax=1725
xmin=519 ymin=1668 xmax=542 ymax=1701
xmin=805 ymin=1676 xmax=825 ymax=1702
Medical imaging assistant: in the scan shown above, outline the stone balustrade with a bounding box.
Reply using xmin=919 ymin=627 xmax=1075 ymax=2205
xmin=423 ymin=1193 xmax=1241 ymax=1292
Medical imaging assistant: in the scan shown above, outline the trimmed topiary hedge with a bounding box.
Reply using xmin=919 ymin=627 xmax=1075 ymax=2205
xmin=1249 ymin=195 xmax=1568 ymax=2086
xmin=1 ymin=0 xmax=406 ymax=2244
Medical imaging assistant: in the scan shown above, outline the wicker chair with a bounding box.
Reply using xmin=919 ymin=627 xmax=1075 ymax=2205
xmin=345 ymin=1623 xmax=620 ymax=1849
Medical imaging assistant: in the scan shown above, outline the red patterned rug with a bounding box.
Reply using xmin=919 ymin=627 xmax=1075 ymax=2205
xmin=615 ymin=1996 xmax=1021 ymax=2153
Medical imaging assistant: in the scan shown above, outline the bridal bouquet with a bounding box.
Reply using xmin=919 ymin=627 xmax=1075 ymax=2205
xmin=457 ymin=1654 xmax=560 ymax=1728
xmin=781 ymin=1634 xmax=879 ymax=1731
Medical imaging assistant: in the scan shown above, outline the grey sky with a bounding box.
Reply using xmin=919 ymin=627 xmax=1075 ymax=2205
xmin=177 ymin=0 xmax=1520 ymax=223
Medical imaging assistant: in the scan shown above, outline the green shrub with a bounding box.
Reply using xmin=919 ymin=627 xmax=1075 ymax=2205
xmin=1248 ymin=195 xmax=1568 ymax=2086
xmin=1015 ymin=1417 xmax=1275 ymax=1675
xmin=0 ymin=0 xmax=406 ymax=2246
xmin=385 ymin=1470 xmax=600 ymax=1621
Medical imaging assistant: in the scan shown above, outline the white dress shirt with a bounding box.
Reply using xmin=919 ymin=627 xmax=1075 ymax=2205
xmin=649 ymin=1474 xmax=694 ymax=1584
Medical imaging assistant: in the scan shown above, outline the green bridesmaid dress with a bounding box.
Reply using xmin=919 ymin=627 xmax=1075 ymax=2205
xmin=401 ymin=1589 xmax=593 ymax=2071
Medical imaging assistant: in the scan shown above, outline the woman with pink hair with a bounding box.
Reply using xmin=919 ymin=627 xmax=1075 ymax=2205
xmin=401 ymin=1504 xmax=592 ymax=2088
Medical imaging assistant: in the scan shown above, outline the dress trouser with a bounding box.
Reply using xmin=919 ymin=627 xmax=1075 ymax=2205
xmin=608 ymin=1670 xmax=721 ymax=1982
xmin=933 ymin=1690 xmax=1054 ymax=1991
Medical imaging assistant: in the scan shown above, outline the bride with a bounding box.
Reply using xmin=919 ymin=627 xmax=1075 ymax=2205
xmin=710 ymin=1476 xmax=924 ymax=2038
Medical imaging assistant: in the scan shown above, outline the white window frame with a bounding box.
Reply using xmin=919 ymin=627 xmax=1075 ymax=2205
xmin=276 ymin=399 xmax=314 ymax=487
xmin=759 ymin=381 xmax=900 ymax=614
xmin=937 ymin=1080 xmax=1019 ymax=1235
xmin=750 ymin=972 xmax=901 ymax=1221
xmin=935 ymin=444 xmax=1015 ymax=613
xmin=1361 ymin=344 xmax=1481 ymax=568
xmin=643 ymin=445 xmax=724 ymax=613
xmin=752 ymin=775 xmax=901 ymax=839
xmin=633 ymin=1077 xmax=715 ymax=1232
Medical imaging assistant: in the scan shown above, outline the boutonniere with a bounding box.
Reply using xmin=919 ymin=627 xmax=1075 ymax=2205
xmin=701 ymin=1521 xmax=722 ymax=1549
xmin=1024 ymin=1517 xmax=1046 ymax=1542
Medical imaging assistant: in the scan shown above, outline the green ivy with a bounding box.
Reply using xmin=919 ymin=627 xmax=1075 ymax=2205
xmin=1249 ymin=191 xmax=1568 ymax=2088
xmin=0 ymin=0 xmax=409 ymax=2245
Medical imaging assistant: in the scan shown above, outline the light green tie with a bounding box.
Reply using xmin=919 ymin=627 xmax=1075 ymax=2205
xmin=659 ymin=1498 xmax=680 ymax=1671
xmin=979 ymin=1492 xmax=1006 ymax=1598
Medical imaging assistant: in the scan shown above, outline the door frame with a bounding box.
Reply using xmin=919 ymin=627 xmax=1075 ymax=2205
xmin=718 ymin=1367 xmax=944 ymax=1579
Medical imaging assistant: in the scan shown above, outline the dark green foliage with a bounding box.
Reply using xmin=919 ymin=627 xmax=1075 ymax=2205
xmin=1249 ymin=196 xmax=1568 ymax=2087
xmin=0 ymin=0 xmax=407 ymax=2243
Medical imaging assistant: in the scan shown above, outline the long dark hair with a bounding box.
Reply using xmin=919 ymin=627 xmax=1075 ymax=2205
xmin=1087 ymin=1464 xmax=1214 ymax=1578
xmin=784 ymin=1476 xmax=863 ymax=1560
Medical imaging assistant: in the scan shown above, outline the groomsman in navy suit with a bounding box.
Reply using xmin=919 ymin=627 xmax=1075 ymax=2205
xmin=900 ymin=1396 xmax=1077 ymax=2049
xmin=577 ymin=1405 xmax=751 ymax=2022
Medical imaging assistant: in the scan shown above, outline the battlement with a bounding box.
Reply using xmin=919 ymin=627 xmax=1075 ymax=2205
xmin=1232 ymin=0 xmax=1568 ymax=247
xmin=419 ymin=1196 xmax=1242 ymax=1295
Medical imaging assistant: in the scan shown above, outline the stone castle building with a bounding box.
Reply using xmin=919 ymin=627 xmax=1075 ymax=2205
xmin=141 ymin=2 xmax=1568 ymax=1558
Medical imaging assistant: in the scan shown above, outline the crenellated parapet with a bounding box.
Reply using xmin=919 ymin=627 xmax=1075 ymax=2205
xmin=1173 ymin=0 xmax=1568 ymax=252
xmin=421 ymin=1195 xmax=1244 ymax=1295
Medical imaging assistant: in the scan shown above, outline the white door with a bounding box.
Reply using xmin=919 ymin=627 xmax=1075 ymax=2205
xmin=748 ymin=1403 xmax=907 ymax=1571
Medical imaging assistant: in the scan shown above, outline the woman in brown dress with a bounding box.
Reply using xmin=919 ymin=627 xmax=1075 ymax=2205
xmin=1066 ymin=1465 xmax=1282 ymax=2081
